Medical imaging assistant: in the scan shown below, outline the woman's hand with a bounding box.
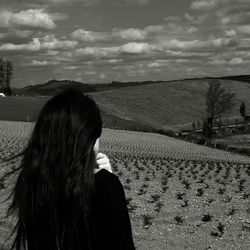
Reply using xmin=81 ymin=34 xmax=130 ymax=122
xmin=94 ymin=152 xmax=112 ymax=174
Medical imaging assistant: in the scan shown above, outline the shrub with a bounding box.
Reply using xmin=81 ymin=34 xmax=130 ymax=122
xmin=196 ymin=188 xmax=204 ymax=196
xmin=155 ymin=201 xmax=164 ymax=212
xmin=161 ymin=185 xmax=168 ymax=193
xmin=174 ymin=216 xmax=184 ymax=225
xmin=218 ymin=187 xmax=226 ymax=195
xmin=142 ymin=214 xmax=153 ymax=228
xmin=217 ymin=222 xmax=225 ymax=235
xmin=150 ymin=194 xmax=161 ymax=203
xmin=176 ymin=192 xmax=185 ymax=200
xmin=181 ymin=200 xmax=189 ymax=208
xmin=201 ymin=213 xmax=213 ymax=222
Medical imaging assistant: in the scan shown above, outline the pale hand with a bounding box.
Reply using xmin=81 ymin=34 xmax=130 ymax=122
xmin=94 ymin=152 xmax=112 ymax=174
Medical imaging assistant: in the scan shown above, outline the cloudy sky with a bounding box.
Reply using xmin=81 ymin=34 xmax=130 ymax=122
xmin=0 ymin=0 xmax=250 ymax=88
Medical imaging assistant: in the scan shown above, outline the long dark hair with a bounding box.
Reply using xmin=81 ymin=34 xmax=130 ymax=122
xmin=1 ymin=88 xmax=102 ymax=250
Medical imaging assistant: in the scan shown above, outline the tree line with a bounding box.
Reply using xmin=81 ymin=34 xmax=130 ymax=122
xmin=0 ymin=58 xmax=13 ymax=96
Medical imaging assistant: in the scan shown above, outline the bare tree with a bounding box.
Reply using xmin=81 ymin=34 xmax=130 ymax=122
xmin=204 ymin=80 xmax=236 ymax=140
xmin=0 ymin=57 xmax=13 ymax=96
xmin=240 ymin=101 xmax=246 ymax=130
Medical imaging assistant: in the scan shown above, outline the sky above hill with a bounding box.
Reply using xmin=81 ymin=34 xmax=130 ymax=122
xmin=0 ymin=0 xmax=250 ymax=88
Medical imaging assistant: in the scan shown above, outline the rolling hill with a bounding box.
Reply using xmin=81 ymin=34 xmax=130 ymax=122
xmin=1 ymin=77 xmax=250 ymax=133
xmin=90 ymin=78 xmax=250 ymax=131
xmin=13 ymin=79 xmax=163 ymax=96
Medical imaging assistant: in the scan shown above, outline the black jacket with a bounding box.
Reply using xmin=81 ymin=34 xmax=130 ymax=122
xmin=89 ymin=169 xmax=135 ymax=250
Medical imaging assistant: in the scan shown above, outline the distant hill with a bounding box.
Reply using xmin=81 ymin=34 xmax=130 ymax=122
xmin=13 ymin=79 xmax=164 ymax=96
xmin=13 ymin=80 xmax=96 ymax=96
xmin=217 ymin=75 xmax=250 ymax=83
xmin=90 ymin=78 xmax=250 ymax=131
xmin=2 ymin=76 xmax=250 ymax=133
xmin=11 ymin=75 xmax=250 ymax=97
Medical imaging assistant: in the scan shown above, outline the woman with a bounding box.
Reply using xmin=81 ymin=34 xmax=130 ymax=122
xmin=1 ymin=88 xmax=135 ymax=250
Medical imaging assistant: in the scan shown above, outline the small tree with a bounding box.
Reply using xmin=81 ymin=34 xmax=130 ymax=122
xmin=240 ymin=102 xmax=246 ymax=118
xmin=240 ymin=102 xmax=246 ymax=131
xmin=205 ymin=80 xmax=236 ymax=141
xmin=0 ymin=58 xmax=13 ymax=96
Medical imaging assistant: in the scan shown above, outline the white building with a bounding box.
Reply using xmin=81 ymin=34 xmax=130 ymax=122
xmin=0 ymin=93 xmax=5 ymax=97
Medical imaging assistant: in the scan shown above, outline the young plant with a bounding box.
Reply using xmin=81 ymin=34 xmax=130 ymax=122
xmin=155 ymin=201 xmax=164 ymax=213
xmin=174 ymin=216 xmax=184 ymax=225
xmin=227 ymin=207 xmax=236 ymax=216
xmin=196 ymin=188 xmax=204 ymax=197
xmin=142 ymin=214 xmax=153 ymax=228
xmin=182 ymin=180 xmax=190 ymax=189
xmin=201 ymin=213 xmax=213 ymax=222
xmin=181 ymin=199 xmax=189 ymax=208
xmin=218 ymin=187 xmax=226 ymax=195
xmin=126 ymin=197 xmax=133 ymax=205
xmin=117 ymin=171 xmax=123 ymax=177
xmin=217 ymin=222 xmax=225 ymax=236
xmin=150 ymin=194 xmax=161 ymax=203
xmin=176 ymin=192 xmax=185 ymax=200
xmin=161 ymin=185 xmax=168 ymax=193
xmin=138 ymin=187 xmax=147 ymax=195
xmin=125 ymin=178 xmax=131 ymax=184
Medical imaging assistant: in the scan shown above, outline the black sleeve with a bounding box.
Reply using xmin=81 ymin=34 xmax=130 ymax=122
xmin=94 ymin=170 xmax=135 ymax=250
xmin=109 ymin=174 xmax=135 ymax=250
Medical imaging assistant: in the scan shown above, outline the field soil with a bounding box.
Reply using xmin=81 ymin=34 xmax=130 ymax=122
xmin=1 ymin=121 xmax=250 ymax=249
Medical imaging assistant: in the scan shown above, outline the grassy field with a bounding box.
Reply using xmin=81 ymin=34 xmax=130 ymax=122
xmin=0 ymin=95 xmax=158 ymax=133
xmin=90 ymin=79 xmax=250 ymax=131
xmin=1 ymin=121 xmax=250 ymax=249
xmin=2 ymin=78 xmax=250 ymax=133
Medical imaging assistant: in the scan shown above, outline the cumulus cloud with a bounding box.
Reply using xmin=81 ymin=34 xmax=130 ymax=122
xmin=68 ymin=36 xmax=240 ymax=64
xmin=230 ymin=57 xmax=243 ymax=64
xmin=185 ymin=13 xmax=195 ymax=21
xmin=71 ymin=25 xmax=164 ymax=43
xmin=0 ymin=29 xmax=33 ymax=44
xmin=160 ymin=37 xmax=238 ymax=51
xmin=210 ymin=57 xmax=244 ymax=65
xmin=0 ymin=9 xmax=60 ymax=30
xmin=191 ymin=0 xmax=220 ymax=10
xmin=221 ymin=12 xmax=250 ymax=26
xmin=2 ymin=0 xmax=249 ymax=85
xmin=113 ymin=28 xmax=147 ymax=40
xmin=120 ymin=42 xmax=154 ymax=54
xmin=74 ymin=46 xmax=119 ymax=58
xmin=62 ymin=65 xmax=80 ymax=70
xmin=71 ymin=29 xmax=108 ymax=42
xmin=148 ymin=62 xmax=161 ymax=68
xmin=193 ymin=0 xmax=250 ymax=27
xmin=237 ymin=25 xmax=250 ymax=34
xmin=115 ymin=25 xmax=163 ymax=40
xmin=0 ymin=35 xmax=78 ymax=51
xmin=30 ymin=60 xmax=59 ymax=66
xmin=225 ymin=30 xmax=237 ymax=37
xmin=162 ymin=15 xmax=200 ymax=37
xmin=40 ymin=34 xmax=78 ymax=50
xmin=0 ymin=38 xmax=41 ymax=51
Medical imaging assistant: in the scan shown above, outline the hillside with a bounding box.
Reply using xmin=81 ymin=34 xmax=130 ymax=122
xmin=1 ymin=78 xmax=250 ymax=133
xmin=90 ymin=79 xmax=250 ymax=131
xmin=217 ymin=74 xmax=250 ymax=84
xmin=13 ymin=79 xmax=163 ymax=96
xmin=1 ymin=121 xmax=250 ymax=249
xmin=12 ymin=75 xmax=250 ymax=98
